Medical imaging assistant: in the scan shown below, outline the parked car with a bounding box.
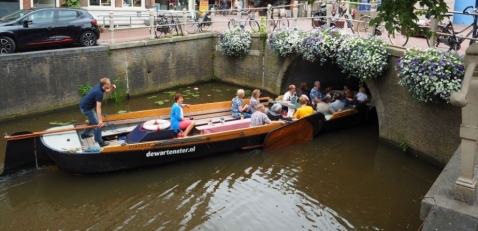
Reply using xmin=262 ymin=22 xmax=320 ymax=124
xmin=0 ymin=8 xmax=100 ymax=54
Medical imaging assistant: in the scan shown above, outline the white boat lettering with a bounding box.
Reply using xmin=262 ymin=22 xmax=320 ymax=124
xmin=146 ymin=146 xmax=196 ymax=157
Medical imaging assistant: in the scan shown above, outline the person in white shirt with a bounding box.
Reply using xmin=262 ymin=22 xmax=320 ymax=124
xmin=356 ymin=87 xmax=369 ymax=103
xmin=282 ymin=84 xmax=296 ymax=117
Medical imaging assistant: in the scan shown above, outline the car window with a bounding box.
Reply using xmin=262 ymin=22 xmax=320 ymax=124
xmin=27 ymin=10 xmax=55 ymax=24
xmin=58 ymin=10 xmax=78 ymax=21
xmin=0 ymin=9 xmax=33 ymax=22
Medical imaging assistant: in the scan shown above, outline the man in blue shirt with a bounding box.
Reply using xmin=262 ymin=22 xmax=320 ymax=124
xmin=309 ymin=81 xmax=322 ymax=107
xmin=79 ymin=78 xmax=116 ymax=147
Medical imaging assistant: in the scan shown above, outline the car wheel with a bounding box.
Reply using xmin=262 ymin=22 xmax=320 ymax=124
xmin=0 ymin=36 xmax=16 ymax=54
xmin=80 ymin=31 xmax=97 ymax=47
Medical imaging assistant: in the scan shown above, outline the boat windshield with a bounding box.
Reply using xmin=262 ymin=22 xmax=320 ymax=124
xmin=0 ymin=9 xmax=34 ymax=22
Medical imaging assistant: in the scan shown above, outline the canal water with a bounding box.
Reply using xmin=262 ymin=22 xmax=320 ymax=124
xmin=0 ymin=82 xmax=440 ymax=230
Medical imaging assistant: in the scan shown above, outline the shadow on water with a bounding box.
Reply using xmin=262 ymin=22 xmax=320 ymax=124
xmin=0 ymin=121 xmax=441 ymax=230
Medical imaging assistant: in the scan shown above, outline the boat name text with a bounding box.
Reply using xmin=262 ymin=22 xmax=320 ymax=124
xmin=146 ymin=146 xmax=196 ymax=157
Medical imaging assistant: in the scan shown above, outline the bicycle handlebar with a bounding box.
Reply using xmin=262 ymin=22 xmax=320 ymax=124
xmin=463 ymin=6 xmax=478 ymax=15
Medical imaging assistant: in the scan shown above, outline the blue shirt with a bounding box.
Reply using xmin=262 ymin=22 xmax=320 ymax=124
xmin=330 ymin=100 xmax=345 ymax=111
xmin=231 ymin=96 xmax=243 ymax=119
xmin=80 ymin=84 xmax=105 ymax=110
xmin=310 ymin=87 xmax=322 ymax=102
xmin=170 ymin=103 xmax=183 ymax=133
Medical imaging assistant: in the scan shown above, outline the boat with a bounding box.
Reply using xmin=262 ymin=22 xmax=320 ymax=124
xmin=2 ymin=97 xmax=327 ymax=175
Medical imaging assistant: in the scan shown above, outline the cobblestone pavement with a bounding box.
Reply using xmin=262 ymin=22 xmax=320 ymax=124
xmin=98 ymin=15 xmax=468 ymax=55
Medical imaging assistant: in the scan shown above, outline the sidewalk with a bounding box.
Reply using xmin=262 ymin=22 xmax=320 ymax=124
xmin=98 ymin=16 xmax=467 ymax=54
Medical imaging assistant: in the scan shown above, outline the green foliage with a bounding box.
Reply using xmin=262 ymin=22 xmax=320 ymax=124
xmin=259 ymin=17 xmax=267 ymax=54
xmin=49 ymin=121 xmax=72 ymax=126
xmin=111 ymin=78 xmax=128 ymax=104
xmin=62 ymin=0 xmax=81 ymax=8
xmin=370 ymin=0 xmax=448 ymax=36
xmin=107 ymin=49 xmax=112 ymax=56
xmin=399 ymin=137 xmax=409 ymax=153
xmin=79 ymin=83 xmax=92 ymax=96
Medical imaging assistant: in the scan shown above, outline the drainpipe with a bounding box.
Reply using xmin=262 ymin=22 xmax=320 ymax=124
xmin=450 ymin=44 xmax=478 ymax=205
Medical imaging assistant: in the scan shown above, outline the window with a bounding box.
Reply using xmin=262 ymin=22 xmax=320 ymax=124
xmin=33 ymin=0 xmax=56 ymax=8
xmin=58 ymin=10 xmax=78 ymax=21
xmin=90 ymin=0 xmax=111 ymax=6
xmin=27 ymin=10 xmax=55 ymax=23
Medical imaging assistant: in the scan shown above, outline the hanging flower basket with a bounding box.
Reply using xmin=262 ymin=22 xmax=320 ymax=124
xmin=397 ymin=48 xmax=464 ymax=103
xmin=268 ymin=26 xmax=306 ymax=57
xmin=218 ymin=27 xmax=252 ymax=58
xmin=336 ymin=36 xmax=389 ymax=83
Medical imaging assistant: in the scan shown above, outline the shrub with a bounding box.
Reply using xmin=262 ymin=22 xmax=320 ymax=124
xmin=397 ymin=48 xmax=464 ymax=103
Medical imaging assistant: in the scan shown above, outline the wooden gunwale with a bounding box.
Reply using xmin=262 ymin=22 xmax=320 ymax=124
xmin=100 ymin=123 xmax=283 ymax=153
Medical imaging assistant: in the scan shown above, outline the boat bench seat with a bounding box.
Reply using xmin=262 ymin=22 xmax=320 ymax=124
xmin=327 ymin=109 xmax=358 ymax=121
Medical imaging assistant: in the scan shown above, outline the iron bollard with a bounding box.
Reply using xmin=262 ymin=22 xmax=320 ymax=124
xmin=429 ymin=16 xmax=438 ymax=47
xmin=326 ymin=0 xmax=332 ymax=28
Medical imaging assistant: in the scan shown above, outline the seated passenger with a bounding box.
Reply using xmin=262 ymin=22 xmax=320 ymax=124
xmin=232 ymin=89 xmax=251 ymax=119
xmin=249 ymin=89 xmax=261 ymax=114
xmin=171 ymin=93 xmax=195 ymax=137
xmin=267 ymin=103 xmax=293 ymax=122
xmin=330 ymin=93 xmax=345 ymax=112
xmin=324 ymin=86 xmax=333 ymax=100
xmin=293 ymin=95 xmax=315 ymax=119
xmin=316 ymin=96 xmax=335 ymax=115
xmin=310 ymin=81 xmax=322 ymax=107
xmin=356 ymin=87 xmax=369 ymax=103
xmin=251 ymin=104 xmax=285 ymax=126
xmin=282 ymin=84 xmax=296 ymax=117
xmin=344 ymin=89 xmax=356 ymax=108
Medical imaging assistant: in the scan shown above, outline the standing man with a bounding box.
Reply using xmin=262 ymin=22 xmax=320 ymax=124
xmin=310 ymin=81 xmax=323 ymax=107
xmin=79 ymin=78 xmax=116 ymax=147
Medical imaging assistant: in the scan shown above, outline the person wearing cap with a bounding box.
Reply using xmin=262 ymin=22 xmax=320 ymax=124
xmin=250 ymin=104 xmax=285 ymax=127
xmin=267 ymin=103 xmax=293 ymax=122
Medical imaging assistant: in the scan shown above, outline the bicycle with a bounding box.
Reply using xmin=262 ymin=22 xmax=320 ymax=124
xmin=268 ymin=6 xmax=289 ymax=31
xmin=311 ymin=3 xmax=354 ymax=35
xmin=155 ymin=13 xmax=181 ymax=38
xmin=185 ymin=11 xmax=212 ymax=34
xmin=227 ymin=10 xmax=260 ymax=32
xmin=311 ymin=3 xmax=326 ymax=28
xmin=426 ymin=6 xmax=478 ymax=51
xmin=357 ymin=15 xmax=409 ymax=46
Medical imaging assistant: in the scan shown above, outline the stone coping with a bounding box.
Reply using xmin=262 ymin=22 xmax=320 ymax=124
xmin=420 ymin=146 xmax=478 ymax=230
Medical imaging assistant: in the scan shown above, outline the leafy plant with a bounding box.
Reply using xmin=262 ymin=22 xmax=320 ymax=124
xmin=79 ymin=83 xmax=92 ymax=96
xmin=62 ymin=0 xmax=81 ymax=8
xmin=336 ymin=36 xmax=389 ymax=83
xmin=111 ymin=78 xmax=128 ymax=104
xmin=399 ymin=137 xmax=409 ymax=153
xmin=268 ymin=26 xmax=306 ymax=57
xmin=397 ymin=48 xmax=464 ymax=103
xmin=218 ymin=27 xmax=252 ymax=58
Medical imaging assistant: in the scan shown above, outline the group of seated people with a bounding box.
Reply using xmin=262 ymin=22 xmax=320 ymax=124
xmin=171 ymin=83 xmax=370 ymax=137
xmin=282 ymin=81 xmax=369 ymax=117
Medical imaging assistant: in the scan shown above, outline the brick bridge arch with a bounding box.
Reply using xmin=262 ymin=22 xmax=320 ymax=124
xmin=277 ymin=55 xmax=386 ymax=137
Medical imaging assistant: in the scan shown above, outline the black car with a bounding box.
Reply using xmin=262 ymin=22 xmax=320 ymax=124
xmin=0 ymin=8 xmax=100 ymax=54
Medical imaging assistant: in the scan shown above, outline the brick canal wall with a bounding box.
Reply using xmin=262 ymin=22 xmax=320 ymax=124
xmin=0 ymin=33 xmax=460 ymax=166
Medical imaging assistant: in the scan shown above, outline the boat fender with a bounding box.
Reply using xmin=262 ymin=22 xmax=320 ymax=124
xmin=142 ymin=119 xmax=171 ymax=131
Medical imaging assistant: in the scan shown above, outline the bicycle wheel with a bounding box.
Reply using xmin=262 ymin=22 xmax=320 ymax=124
xmin=388 ymin=29 xmax=409 ymax=47
xmin=228 ymin=19 xmax=238 ymax=29
xmin=279 ymin=17 xmax=289 ymax=29
xmin=357 ymin=16 xmax=371 ymax=37
xmin=312 ymin=12 xmax=325 ymax=29
xmin=201 ymin=18 xmax=211 ymax=31
xmin=249 ymin=20 xmax=260 ymax=32
xmin=344 ymin=15 xmax=354 ymax=34
xmin=426 ymin=26 xmax=449 ymax=48
xmin=185 ymin=18 xmax=199 ymax=34
xmin=168 ymin=18 xmax=179 ymax=36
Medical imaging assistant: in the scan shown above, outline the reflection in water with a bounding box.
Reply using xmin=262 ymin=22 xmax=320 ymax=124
xmin=0 ymin=124 xmax=440 ymax=230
